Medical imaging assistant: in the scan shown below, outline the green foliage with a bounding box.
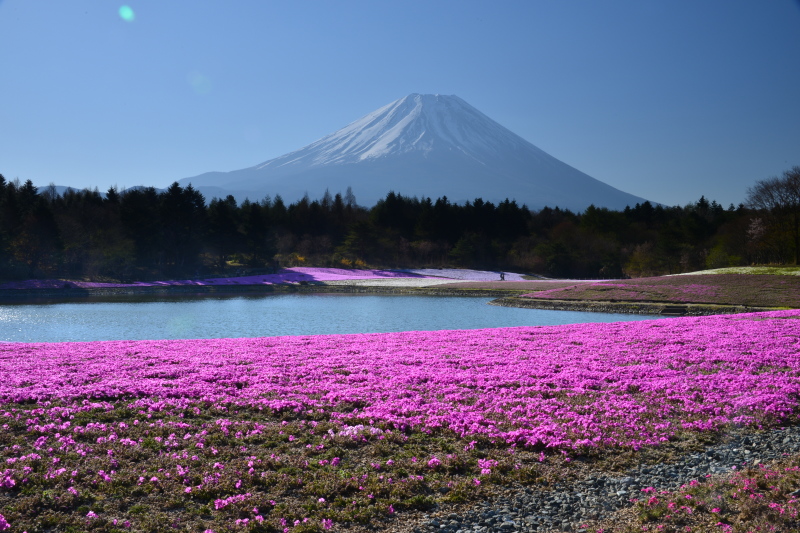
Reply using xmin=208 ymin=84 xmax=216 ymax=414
xmin=4 ymin=170 xmax=800 ymax=281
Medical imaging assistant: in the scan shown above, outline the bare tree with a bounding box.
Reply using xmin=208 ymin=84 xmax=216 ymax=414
xmin=746 ymin=166 xmax=800 ymax=264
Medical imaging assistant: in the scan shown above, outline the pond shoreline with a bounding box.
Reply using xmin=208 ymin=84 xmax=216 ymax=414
xmin=0 ymin=283 xmax=524 ymax=302
xmin=490 ymin=295 xmax=780 ymax=316
xmin=0 ymin=283 xmax=786 ymax=316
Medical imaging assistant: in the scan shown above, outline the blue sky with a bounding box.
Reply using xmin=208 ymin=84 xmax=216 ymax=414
xmin=1 ymin=0 xmax=799 ymax=207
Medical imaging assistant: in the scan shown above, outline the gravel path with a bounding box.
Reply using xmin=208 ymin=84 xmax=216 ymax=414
xmin=398 ymin=269 xmax=530 ymax=282
xmin=410 ymin=425 xmax=800 ymax=533
xmin=319 ymin=279 xmax=475 ymax=287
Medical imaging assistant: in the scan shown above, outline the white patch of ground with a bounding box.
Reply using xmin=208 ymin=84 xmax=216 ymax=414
xmin=319 ymin=278 xmax=475 ymax=288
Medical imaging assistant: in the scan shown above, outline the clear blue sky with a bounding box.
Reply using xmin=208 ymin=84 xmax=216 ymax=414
xmin=1 ymin=0 xmax=799 ymax=207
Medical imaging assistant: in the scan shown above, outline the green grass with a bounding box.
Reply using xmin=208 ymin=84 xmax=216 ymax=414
xmin=678 ymin=266 xmax=800 ymax=276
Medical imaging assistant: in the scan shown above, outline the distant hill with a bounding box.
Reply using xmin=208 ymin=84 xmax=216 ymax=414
xmin=180 ymin=93 xmax=649 ymax=211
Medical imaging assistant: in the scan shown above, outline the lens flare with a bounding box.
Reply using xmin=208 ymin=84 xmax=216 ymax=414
xmin=188 ymin=71 xmax=212 ymax=95
xmin=118 ymin=5 xmax=135 ymax=22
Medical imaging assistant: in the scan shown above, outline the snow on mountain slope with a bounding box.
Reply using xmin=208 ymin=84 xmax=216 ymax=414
xmin=180 ymin=94 xmax=648 ymax=211
xmin=258 ymin=94 xmax=532 ymax=167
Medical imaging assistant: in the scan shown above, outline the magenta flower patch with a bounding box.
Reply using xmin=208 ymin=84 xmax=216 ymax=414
xmin=0 ymin=267 xmax=433 ymax=290
xmin=1 ymin=310 xmax=799 ymax=450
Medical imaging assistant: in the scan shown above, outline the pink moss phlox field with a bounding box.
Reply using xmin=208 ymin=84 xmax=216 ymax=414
xmin=2 ymin=311 xmax=800 ymax=450
xmin=0 ymin=268 xmax=430 ymax=290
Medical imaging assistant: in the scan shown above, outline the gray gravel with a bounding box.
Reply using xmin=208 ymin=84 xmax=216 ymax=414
xmin=411 ymin=425 xmax=800 ymax=533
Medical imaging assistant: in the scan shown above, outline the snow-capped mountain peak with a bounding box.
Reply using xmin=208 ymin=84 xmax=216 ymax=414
xmin=257 ymin=93 xmax=532 ymax=171
xmin=179 ymin=94 xmax=648 ymax=211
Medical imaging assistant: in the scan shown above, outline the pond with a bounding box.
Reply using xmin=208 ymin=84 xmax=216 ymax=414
xmin=0 ymin=293 xmax=663 ymax=343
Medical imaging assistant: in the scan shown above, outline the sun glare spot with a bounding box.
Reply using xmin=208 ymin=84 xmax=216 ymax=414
xmin=118 ymin=5 xmax=135 ymax=22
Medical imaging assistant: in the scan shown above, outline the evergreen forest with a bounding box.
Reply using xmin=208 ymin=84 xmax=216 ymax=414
xmin=1 ymin=167 xmax=798 ymax=282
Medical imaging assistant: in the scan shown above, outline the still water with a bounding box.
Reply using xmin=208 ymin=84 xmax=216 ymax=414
xmin=0 ymin=293 xmax=662 ymax=343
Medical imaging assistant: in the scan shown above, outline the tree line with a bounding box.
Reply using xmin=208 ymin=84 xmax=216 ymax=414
xmin=0 ymin=167 xmax=798 ymax=281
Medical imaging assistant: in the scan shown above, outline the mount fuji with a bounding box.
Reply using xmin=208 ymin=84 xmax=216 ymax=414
xmin=179 ymin=94 xmax=648 ymax=211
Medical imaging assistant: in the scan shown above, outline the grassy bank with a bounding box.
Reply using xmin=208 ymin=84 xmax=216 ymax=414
xmin=512 ymin=274 xmax=800 ymax=309
xmin=677 ymin=266 xmax=800 ymax=276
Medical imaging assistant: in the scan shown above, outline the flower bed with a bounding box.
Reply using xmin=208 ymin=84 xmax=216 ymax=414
xmin=1 ymin=311 xmax=799 ymax=531
xmin=616 ymin=459 xmax=800 ymax=532
xmin=0 ymin=268 xmax=430 ymax=290
xmin=521 ymin=274 xmax=800 ymax=308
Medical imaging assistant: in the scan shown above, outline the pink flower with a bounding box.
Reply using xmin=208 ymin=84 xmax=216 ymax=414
xmin=478 ymin=458 xmax=498 ymax=475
